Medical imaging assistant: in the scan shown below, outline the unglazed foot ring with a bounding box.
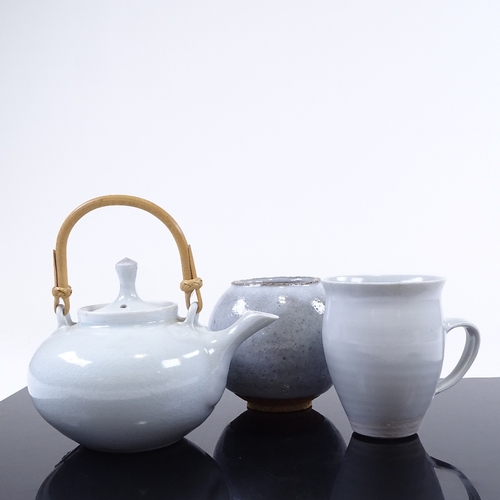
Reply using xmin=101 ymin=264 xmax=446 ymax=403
xmin=244 ymin=397 xmax=313 ymax=413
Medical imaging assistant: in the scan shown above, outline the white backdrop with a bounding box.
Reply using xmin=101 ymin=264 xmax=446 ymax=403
xmin=1 ymin=1 xmax=499 ymax=401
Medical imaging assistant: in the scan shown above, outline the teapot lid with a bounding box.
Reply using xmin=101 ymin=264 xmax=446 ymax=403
xmin=78 ymin=258 xmax=178 ymax=325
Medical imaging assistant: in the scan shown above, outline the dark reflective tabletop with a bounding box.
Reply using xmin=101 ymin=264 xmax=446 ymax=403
xmin=1 ymin=378 xmax=499 ymax=499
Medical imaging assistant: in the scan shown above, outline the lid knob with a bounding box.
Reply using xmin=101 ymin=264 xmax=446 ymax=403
xmin=115 ymin=257 xmax=139 ymax=308
xmin=77 ymin=257 xmax=177 ymax=325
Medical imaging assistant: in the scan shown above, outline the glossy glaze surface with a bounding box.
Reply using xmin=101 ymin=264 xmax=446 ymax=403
xmin=28 ymin=259 xmax=277 ymax=452
xmin=209 ymin=277 xmax=331 ymax=405
xmin=322 ymin=275 xmax=480 ymax=438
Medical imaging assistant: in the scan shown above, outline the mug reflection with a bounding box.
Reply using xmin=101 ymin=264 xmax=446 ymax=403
xmin=330 ymin=433 xmax=481 ymax=500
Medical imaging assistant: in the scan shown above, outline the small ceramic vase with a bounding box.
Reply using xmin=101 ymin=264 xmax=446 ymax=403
xmin=209 ymin=277 xmax=332 ymax=412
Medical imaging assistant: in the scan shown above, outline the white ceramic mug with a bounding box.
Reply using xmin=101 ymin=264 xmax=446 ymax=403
xmin=321 ymin=275 xmax=480 ymax=438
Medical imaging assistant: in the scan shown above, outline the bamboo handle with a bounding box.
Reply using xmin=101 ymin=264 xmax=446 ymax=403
xmin=52 ymin=195 xmax=203 ymax=315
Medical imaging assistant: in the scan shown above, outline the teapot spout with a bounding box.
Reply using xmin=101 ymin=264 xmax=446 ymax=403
xmin=204 ymin=311 xmax=278 ymax=406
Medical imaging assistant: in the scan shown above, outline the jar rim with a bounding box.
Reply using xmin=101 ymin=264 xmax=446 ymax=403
xmin=231 ymin=277 xmax=320 ymax=287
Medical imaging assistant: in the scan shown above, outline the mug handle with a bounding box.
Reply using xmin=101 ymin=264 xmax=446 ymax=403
xmin=435 ymin=318 xmax=480 ymax=395
xmin=431 ymin=457 xmax=481 ymax=500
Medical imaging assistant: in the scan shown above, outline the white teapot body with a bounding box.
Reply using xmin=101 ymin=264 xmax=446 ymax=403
xmin=28 ymin=258 xmax=277 ymax=452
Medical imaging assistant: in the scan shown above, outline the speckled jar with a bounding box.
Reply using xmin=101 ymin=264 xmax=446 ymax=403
xmin=209 ymin=277 xmax=332 ymax=412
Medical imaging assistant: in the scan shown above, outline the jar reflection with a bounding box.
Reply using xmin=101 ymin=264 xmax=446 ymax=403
xmin=330 ymin=433 xmax=481 ymax=500
xmin=36 ymin=438 xmax=229 ymax=500
xmin=214 ymin=408 xmax=346 ymax=499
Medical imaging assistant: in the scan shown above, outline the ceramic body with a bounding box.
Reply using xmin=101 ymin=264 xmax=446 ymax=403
xmin=322 ymin=275 xmax=480 ymax=438
xmin=28 ymin=259 xmax=277 ymax=452
xmin=209 ymin=277 xmax=332 ymax=411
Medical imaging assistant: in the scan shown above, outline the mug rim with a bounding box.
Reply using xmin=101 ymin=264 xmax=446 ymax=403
xmin=322 ymin=275 xmax=445 ymax=285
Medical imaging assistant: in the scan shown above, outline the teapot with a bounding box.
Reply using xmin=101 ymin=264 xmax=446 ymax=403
xmin=28 ymin=195 xmax=277 ymax=453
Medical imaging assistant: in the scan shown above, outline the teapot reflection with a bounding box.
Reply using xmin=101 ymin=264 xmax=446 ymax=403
xmin=36 ymin=438 xmax=229 ymax=500
xmin=214 ymin=408 xmax=346 ymax=499
xmin=331 ymin=433 xmax=481 ymax=500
